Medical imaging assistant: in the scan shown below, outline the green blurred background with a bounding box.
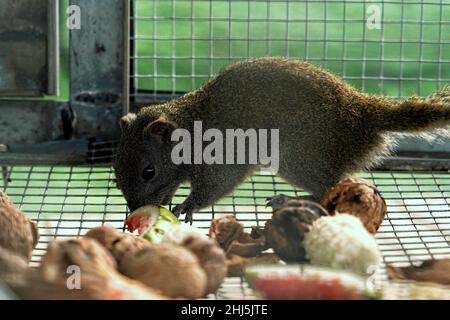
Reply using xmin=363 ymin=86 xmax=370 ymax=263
xmin=133 ymin=0 xmax=450 ymax=98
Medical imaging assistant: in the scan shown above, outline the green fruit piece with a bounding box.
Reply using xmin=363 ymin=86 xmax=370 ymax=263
xmin=125 ymin=205 xmax=179 ymax=243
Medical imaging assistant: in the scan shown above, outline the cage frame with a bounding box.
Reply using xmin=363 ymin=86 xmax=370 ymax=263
xmin=0 ymin=0 xmax=450 ymax=299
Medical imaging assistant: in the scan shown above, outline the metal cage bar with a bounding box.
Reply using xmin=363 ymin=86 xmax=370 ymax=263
xmin=2 ymin=163 xmax=450 ymax=298
xmin=129 ymin=0 xmax=450 ymax=104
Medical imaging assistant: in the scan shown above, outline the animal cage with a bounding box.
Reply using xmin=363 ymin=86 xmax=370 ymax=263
xmin=1 ymin=0 xmax=450 ymax=299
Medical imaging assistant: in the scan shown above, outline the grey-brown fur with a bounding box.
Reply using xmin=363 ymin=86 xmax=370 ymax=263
xmin=114 ymin=57 xmax=450 ymax=221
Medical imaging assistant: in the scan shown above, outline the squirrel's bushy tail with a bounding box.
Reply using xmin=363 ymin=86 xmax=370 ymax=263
xmin=374 ymin=91 xmax=450 ymax=133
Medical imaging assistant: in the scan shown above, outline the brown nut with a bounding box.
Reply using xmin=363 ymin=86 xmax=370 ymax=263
xmin=37 ymin=238 xmax=117 ymax=300
xmin=85 ymin=225 xmax=150 ymax=264
xmin=0 ymin=246 xmax=29 ymax=287
xmin=265 ymin=200 xmax=328 ymax=262
xmin=182 ymin=235 xmax=227 ymax=295
xmin=0 ymin=191 xmax=39 ymax=261
xmin=119 ymin=243 xmax=207 ymax=299
xmin=320 ymin=177 xmax=387 ymax=234
xmin=25 ymin=238 xmax=165 ymax=300
xmin=40 ymin=237 xmax=118 ymax=277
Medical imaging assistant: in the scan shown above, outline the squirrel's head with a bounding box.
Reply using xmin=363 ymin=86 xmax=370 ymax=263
xmin=114 ymin=112 xmax=184 ymax=211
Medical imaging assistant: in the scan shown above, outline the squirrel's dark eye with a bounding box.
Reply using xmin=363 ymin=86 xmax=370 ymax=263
xmin=142 ymin=165 xmax=155 ymax=180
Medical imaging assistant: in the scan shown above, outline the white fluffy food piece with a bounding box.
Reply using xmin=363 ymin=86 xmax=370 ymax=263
xmin=161 ymin=224 xmax=207 ymax=245
xmin=303 ymin=214 xmax=382 ymax=275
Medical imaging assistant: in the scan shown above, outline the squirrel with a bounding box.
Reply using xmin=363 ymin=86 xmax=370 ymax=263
xmin=114 ymin=57 xmax=450 ymax=221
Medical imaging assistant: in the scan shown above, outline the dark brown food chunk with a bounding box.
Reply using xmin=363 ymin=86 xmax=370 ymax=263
xmin=320 ymin=177 xmax=387 ymax=234
xmin=209 ymin=215 xmax=244 ymax=250
xmin=209 ymin=215 xmax=279 ymax=278
xmin=0 ymin=191 xmax=39 ymax=261
xmin=226 ymin=237 xmax=266 ymax=257
xmin=265 ymin=200 xmax=328 ymax=262
xmin=226 ymin=253 xmax=280 ymax=277
xmin=209 ymin=215 xmax=267 ymax=258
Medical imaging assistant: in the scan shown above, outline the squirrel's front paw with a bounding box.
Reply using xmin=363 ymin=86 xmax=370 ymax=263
xmin=172 ymin=203 xmax=195 ymax=224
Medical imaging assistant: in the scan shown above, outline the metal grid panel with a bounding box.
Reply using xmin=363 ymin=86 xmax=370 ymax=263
xmin=130 ymin=0 xmax=450 ymax=102
xmin=1 ymin=164 xmax=450 ymax=298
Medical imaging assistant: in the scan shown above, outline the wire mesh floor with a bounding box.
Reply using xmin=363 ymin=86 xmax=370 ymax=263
xmin=1 ymin=164 xmax=450 ymax=299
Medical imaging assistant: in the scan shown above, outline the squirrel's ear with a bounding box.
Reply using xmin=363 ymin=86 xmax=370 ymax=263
xmin=143 ymin=118 xmax=178 ymax=143
xmin=119 ymin=113 xmax=137 ymax=132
